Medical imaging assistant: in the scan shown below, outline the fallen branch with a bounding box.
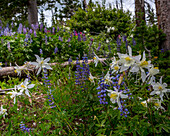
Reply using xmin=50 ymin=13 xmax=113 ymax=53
xmin=0 ymin=58 xmax=108 ymax=79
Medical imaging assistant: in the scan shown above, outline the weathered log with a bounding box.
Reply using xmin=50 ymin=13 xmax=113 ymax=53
xmin=0 ymin=58 xmax=108 ymax=79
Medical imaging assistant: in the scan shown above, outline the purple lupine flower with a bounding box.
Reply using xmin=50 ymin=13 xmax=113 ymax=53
xmin=68 ymin=57 xmax=72 ymax=64
xmin=116 ymin=37 xmax=121 ymax=52
xmin=29 ymin=29 xmax=33 ymax=34
xmin=34 ymin=30 xmax=36 ymax=37
xmin=19 ymin=122 xmax=31 ymax=133
xmin=97 ymin=43 xmax=101 ymax=51
xmin=45 ymin=35 xmax=48 ymax=44
xmin=132 ymin=37 xmax=136 ymax=46
xmin=23 ymin=27 xmax=27 ymax=34
xmin=97 ymin=79 xmax=108 ymax=105
xmin=122 ymin=35 xmax=127 ymax=42
xmin=40 ymin=23 xmax=43 ymax=31
xmin=78 ymin=32 xmax=81 ymax=41
xmin=74 ymin=30 xmax=77 ymax=36
xmin=82 ymin=34 xmax=86 ymax=41
xmin=90 ymin=38 xmax=93 ymax=42
xmin=54 ymin=47 xmax=58 ymax=54
xmin=57 ymin=26 xmax=60 ymax=32
xmin=44 ymin=27 xmax=47 ymax=33
xmin=63 ymin=29 xmax=65 ymax=32
xmin=59 ymin=36 xmax=63 ymax=41
xmin=31 ymin=24 xmax=35 ymax=30
xmin=67 ymin=38 xmax=71 ymax=42
xmin=40 ymin=49 xmax=43 ymax=54
xmin=52 ymin=27 xmax=55 ymax=34
xmin=35 ymin=23 xmax=39 ymax=30
xmin=18 ymin=23 xmax=23 ymax=34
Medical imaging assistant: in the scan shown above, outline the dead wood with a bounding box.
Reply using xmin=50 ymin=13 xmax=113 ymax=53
xmin=0 ymin=58 xmax=108 ymax=79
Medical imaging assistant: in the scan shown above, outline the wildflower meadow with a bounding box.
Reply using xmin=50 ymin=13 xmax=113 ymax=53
xmin=0 ymin=3 xmax=170 ymax=136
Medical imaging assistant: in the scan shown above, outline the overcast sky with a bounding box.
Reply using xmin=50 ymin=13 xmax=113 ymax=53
xmin=40 ymin=0 xmax=155 ymax=27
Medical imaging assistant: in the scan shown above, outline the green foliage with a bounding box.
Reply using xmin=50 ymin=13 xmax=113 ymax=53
xmin=0 ymin=26 xmax=89 ymax=65
xmin=68 ymin=4 xmax=134 ymax=38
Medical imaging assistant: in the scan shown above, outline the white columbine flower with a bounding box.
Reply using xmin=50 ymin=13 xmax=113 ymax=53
xmin=17 ymin=78 xmax=35 ymax=97
xmin=130 ymin=51 xmax=152 ymax=82
xmin=14 ymin=64 xmax=25 ymax=76
xmin=150 ymin=77 xmax=169 ymax=101
xmin=93 ymin=52 xmax=100 ymax=67
xmin=104 ymin=71 xmax=112 ymax=84
xmin=7 ymin=86 xmax=22 ymax=104
xmin=118 ymin=46 xmax=141 ymax=72
xmin=141 ymin=100 xmax=148 ymax=107
xmin=30 ymin=55 xmax=52 ymax=75
xmin=153 ymin=99 xmax=165 ymax=110
xmin=110 ymin=57 xmax=120 ymax=74
xmin=88 ymin=72 xmax=96 ymax=84
xmin=147 ymin=66 xmax=159 ymax=84
xmin=0 ymin=105 xmax=7 ymax=119
xmin=107 ymin=87 xmax=128 ymax=109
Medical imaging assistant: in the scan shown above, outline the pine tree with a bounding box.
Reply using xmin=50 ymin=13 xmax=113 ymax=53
xmin=58 ymin=0 xmax=81 ymax=19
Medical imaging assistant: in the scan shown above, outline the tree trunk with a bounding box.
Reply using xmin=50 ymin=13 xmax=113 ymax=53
xmin=28 ymin=0 xmax=38 ymax=25
xmin=156 ymin=0 xmax=170 ymax=50
xmin=120 ymin=0 xmax=123 ymax=10
xmin=135 ymin=0 xmax=145 ymax=27
xmin=83 ymin=0 xmax=87 ymax=10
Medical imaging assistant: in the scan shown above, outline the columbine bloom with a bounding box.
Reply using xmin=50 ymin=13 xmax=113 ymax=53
xmin=110 ymin=57 xmax=120 ymax=74
xmin=17 ymin=78 xmax=35 ymax=97
xmin=153 ymin=99 xmax=165 ymax=110
xmin=14 ymin=65 xmax=24 ymax=76
xmin=30 ymin=55 xmax=52 ymax=75
xmin=147 ymin=66 xmax=159 ymax=84
xmin=107 ymin=87 xmax=128 ymax=109
xmin=88 ymin=72 xmax=96 ymax=84
xmin=118 ymin=46 xmax=140 ymax=72
xmin=7 ymin=86 xmax=22 ymax=104
xmin=141 ymin=100 xmax=148 ymax=107
xmin=0 ymin=105 xmax=7 ymax=119
xmin=104 ymin=71 xmax=112 ymax=84
xmin=130 ymin=51 xmax=152 ymax=82
xmin=93 ymin=52 xmax=100 ymax=67
xmin=150 ymin=77 xmax=169 ymax=101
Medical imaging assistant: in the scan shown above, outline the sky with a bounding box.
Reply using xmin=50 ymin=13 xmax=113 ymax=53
xmin=39 ymin=0 xmax=155 ymax=27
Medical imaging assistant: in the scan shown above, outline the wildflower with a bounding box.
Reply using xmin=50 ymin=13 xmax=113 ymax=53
xmin=153 ymin=99 xmax=165 ymax=110
xmin=14 ymin=65 xmax=24 ymax=76
xmin=147 ymin=66 xmax=159 ymax=84
xmin=17 ymin=78 xmax=35 ymax=97
xmin=88 ymin=72 xmax=96 ymax=84
xmin=54 ymin=47 xmax=58 ymax=54
xmin=118 ymin=46 xmax=140 ymax=72
xmin=150 ymin=77 xmax=169 ymax=101
xmin=7 ymin=86 xmax=22 ymax=104
xmin=104 ymin=71 xmax=112 ymax=84
xmin=93 ymin=52 xmax=100 ymax=67
xmin=110 ymin=57 xmax=120 ymax=73
xmin=0 ymin=105 xmax=7 ymax=119
xmin=130 ymin=51 xmax=152 ymax=82
xmin=141 ymin=100 xmax=147 ymax=107
xmin=107 ymin=87 xmax=128 ymax=109
xmin=30 ymin=55 xmax=52 ymax=75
